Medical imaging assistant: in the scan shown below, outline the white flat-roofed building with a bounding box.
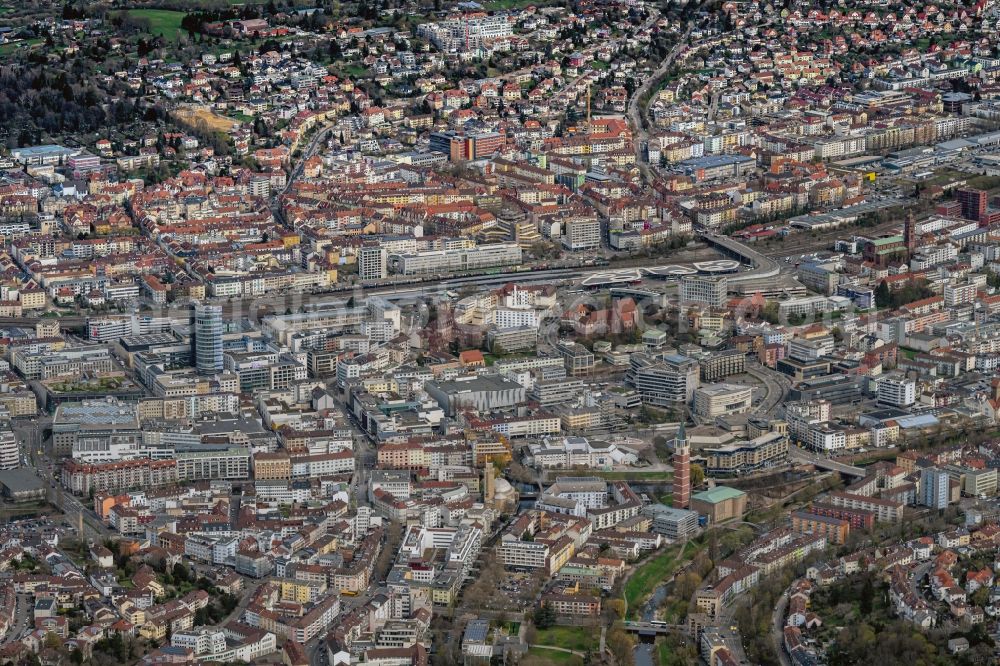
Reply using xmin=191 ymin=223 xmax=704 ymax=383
xmin=680 ymin=275 xmax=727 ymax=308
xmin=175 ymin=446 xmax=250 ymax=481
xmin=288 ymin=450 xmax=355 ymax=477
xmin=358 ymin=246 xmax=388 ymax=281
xmin=777 ymin=295 xmax=832 ymax=317
xmin=499 ymin=535 xmax=549 ymax=570
xmin=807 ymin=424 xmax=846 ymax=453
xmin=172 ymin=628 xmax=227 ymax=656
xmin=0 ymin=429 xmax=18 ymax=470
xmin=426 ymin=375 xmax=526 ymax=416
xmin=642 ymin=504 xmax=699 ymax=540
xmin=13 ymin=344 xmax=115 ymax=380
xmin=693 ymin=383 xmax=753 ymax=418
xmin=562 ymin=218 xmax=601 ymax=251
xmin=628 ymin=353 xmax=701 ymax=406
xmin=492 ymin=305 xmax=540 ymax=329
xmin=417 ymin=14 xmax=513 ymax=52
xmin=702 ymin=431 xmax=789 ymax=476
xmin=388 ymin=243 xmax=522 ymax=275
xmin=53 ymin=397 xmax=142 ymax=459
xmin=876 ymin=374 xmax=916 ymax=408
xmin=537 ymin=477 xmax=608 ymax=517
xmin=11 ymin=144 xmax=77 ymax=166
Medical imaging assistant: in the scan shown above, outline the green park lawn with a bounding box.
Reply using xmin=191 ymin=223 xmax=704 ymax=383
xmin=117 ymin=9 xmax=185 ymax=41
xmin=592 ymin=470 xmax=672 ymax=481
xmin=533 ymin=625 xmax=596 ymax=653
xmin=527 ymin=647 xmax=584 ymax=664
xmin=0 ymin=38 xmax=42 ymax=56
xmin=483 ymin=0 xmax=552 ymax=9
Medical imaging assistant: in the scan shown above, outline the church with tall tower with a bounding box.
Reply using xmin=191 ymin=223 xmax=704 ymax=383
xmin=672 ymin=422 xmax=690 ymax=509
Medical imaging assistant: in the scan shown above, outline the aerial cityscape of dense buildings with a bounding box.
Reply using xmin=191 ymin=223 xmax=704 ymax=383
xmin=1 ymin=0 xmax=1000 ymax=664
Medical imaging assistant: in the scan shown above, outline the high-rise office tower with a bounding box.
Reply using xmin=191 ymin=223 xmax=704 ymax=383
xmin=358 ymin=246 xmax=388 ymax=281
xmin=194 ymin=304 xmax=224 ymax=374
xmin=956 ymin=188 xmax=987 ymax=222
xmin=920 ymin=467 xmax=950 ymax=510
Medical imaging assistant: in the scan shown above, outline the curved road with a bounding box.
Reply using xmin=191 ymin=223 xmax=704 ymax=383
xmin=703 ymin=234 xmax=781 ymax=283
xmin=273 ymin=123 xmax=337 ymax=227
xmin=745 ymin=362 xmax=792 ymax=416
xmin=286 ymin=125 xmax=336 ymax=195
xmin=771 ymin=589 xmax=792 ymax=666
xmin=627 ymin=26 xmax=692 ymax=172
xmin=627 ymin=0 xmax=716 ymax=174
xmin=788 ymin=448 xmax=866 ymax=477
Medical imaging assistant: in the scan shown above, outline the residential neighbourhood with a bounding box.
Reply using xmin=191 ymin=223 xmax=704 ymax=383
xmin=2 ymin=0 xmax=1000 ymax=664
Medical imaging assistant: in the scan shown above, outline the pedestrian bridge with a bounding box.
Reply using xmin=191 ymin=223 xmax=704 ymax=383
xmin=622 ymin=621 xmax=686 ymax=635
xmin=789 ymin=449 xmax=866 ymax=478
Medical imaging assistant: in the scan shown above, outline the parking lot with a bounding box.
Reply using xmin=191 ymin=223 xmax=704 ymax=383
xmin=463 ymin=570 xmax=543 ymax=614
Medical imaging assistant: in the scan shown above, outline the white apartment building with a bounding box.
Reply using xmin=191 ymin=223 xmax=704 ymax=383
xmin=389 ymin=243 xmax=522 ymax=275
xmin=488 ymin=415 xmax=562 ymax=438
xmin=175 ymin=447 xmax=250 ymax=481
xmin=787 ymin=336 xmax=834 ymax=362
xmin=254 ymin=480 xmax=312 ymax=504
xmin=184 ymin=535 xmax=216 ymax=563
xmin=87 ymin=317 xmax=131 ymax=342
xmin=213 ymin=537 xmax=239 ymax=565
xmin=172 ymin=629 xmax=226 ymax=656
xmin=499 ymin=535 xmax=549 ymax=570
xmin=562 ymin=218 xmax=601 ymax=251
xmin=912 ymin=243 xmax=958 ymax=269
xmin=492 ymin=306 xmax=540 ymax=329
xmin=813 ymin=134 xmax=866 ymax=160
xmin=807 ymin=424 xmax=846 ymax=452
xmin=877 ymin=375 xmax=916 ymax=408
xmin=629 ymin=353 xmax=701 ymax=406
xmin=0 ymin=429 xmax=18 ymax=470
xmin=785 ymin=401 xmax=831 ymax=443
xmin=777 ymin=295 xmax=831 ymax=317
xmin=693 ymin=384 xmax=753 ymax=419
xmin=680 ymin=275 xmax=728 ymax=308
xmin=417 ymin=14 xmax=513 ymax=52
xmin=172 ymin=628 xmax=277 ymax=663
xmin=398 ymin=524 xmax=482 ymax=579
xmin=943 ymin=281 xmax=977 ymax=307
xmin=543 ymin=477 xmax=608 ymax=510
xmin=358 ymin=246 xmax=388 ymax=281
xmin=289 ymin=451 xmax=355 ymax=477
xmin=71 ymin=438 xmax=145 ymax=464
xmin=493 ymin=356 xmax=564 ymax=374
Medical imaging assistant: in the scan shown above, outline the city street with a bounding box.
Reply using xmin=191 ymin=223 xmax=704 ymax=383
xmin=15 ymin=416 xmax=111 ymax=540
xmin=770 ymin=590 xmax=792 ymax=666
xmin=1 ymin=593 xmax=32 ymax=646
xmin=745 ymin=362 xmax=793 ymax=417
xmin=788 ymin=448 xmax=865 ymax=478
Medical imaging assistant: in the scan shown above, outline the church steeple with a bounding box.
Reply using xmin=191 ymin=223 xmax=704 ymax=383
xmin=672 ymin=422 xmax=691 ymax=509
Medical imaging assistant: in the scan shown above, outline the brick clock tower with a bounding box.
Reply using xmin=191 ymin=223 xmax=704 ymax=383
xmin=904 ymin=211 xmax=916 ymax=255
xmin=672 ymin=422 xmax=690 ymax=509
